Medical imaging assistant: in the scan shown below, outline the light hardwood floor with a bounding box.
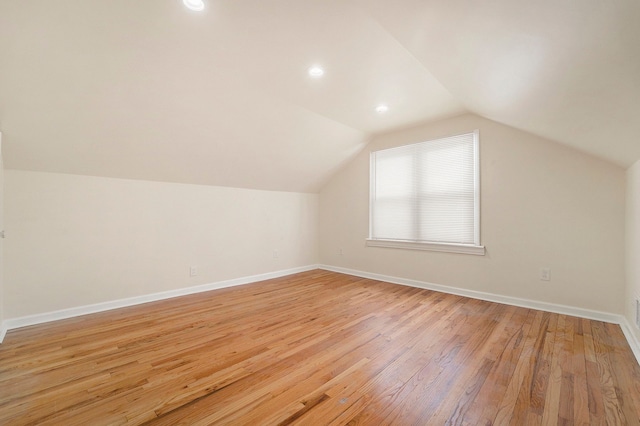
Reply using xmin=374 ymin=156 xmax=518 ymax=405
xmin=1 ymin=270 xmax=639 ymax=425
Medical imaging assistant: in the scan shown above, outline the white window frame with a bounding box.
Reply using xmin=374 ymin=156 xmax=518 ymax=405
xmin=366 ymin=130 xmax=485 ymax=256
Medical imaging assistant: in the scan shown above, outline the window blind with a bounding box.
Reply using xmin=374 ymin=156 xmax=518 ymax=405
xmin=370 ymin=131 xmax=479 ymax=246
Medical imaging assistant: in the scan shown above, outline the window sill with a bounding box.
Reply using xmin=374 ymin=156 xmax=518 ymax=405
xmin=365 ymin=239 xmax=486 ymax=256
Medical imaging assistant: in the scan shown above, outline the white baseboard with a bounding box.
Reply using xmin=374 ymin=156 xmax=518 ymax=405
xmin=619 ymin=317 xmax=640 ymax=366
xmin=3 ymin=263 xmax=639 ymax=368
xmin=320 ymin=265 xmax=620 ymax=322
xmin=320 ymin=264 xmax=640 ymax=366
xmin=319 ymin=265 xmax=640 ymax=364
xmin=2 ymin=265 xmax=319 ymax=338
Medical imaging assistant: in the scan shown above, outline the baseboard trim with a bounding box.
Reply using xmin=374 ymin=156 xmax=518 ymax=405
xmin=4 ymin=264 xmax=639 ymax=367
xmin=320 ymin=265 xmax=640 ymax=365
xmin=3 ymin=265 xmax=320 ymax=334
xmin=619 ymin=317 xmax=640 ymax=366
xmin=320 ymin=265 xmax=621 ymax=322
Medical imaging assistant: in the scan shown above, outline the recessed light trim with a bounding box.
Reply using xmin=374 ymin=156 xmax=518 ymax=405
xmin=183 ymin=0 xmax=205 ymax=11
xmin=376 ymin=104 xmax=389 ymax=113
xmin=308 ymin=66 xmax=325 ymax=78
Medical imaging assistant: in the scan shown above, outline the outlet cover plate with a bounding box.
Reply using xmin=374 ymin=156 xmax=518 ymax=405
xmin=540 ymin=267 xmax=551 ymax=281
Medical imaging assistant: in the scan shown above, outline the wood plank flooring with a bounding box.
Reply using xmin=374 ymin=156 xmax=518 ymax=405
xmin=1 ymin=270 xmax=639 ymax=425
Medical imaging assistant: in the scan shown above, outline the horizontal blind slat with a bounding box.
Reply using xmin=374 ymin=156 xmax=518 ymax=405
xmin=371 ymin=132 xmax=478 ymax=245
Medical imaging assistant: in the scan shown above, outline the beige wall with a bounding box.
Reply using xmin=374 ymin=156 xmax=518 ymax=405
xmin=0 ymin=137 xmax=4 ymax=330
xmin=320 ymin=113 xmax=626 ymax=314
xmin=2 ymin=115 xmax=631 ymax=323
xmin=626 ymin=160 xmax=640 ymax=340
xmin=4 ymin=170 xmax=318 ymax=318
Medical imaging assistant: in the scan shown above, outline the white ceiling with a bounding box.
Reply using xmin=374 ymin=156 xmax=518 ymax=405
xmin=1 ymin=0 xmax=638 ymax=192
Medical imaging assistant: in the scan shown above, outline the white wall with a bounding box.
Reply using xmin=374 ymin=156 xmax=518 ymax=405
xmin=320 ymin=114 xmax=626 ymax=314
xmin=4 ymin=170 xmax=318 ymax=319
xmin=626 ymin=160 xmax=640 ymax=342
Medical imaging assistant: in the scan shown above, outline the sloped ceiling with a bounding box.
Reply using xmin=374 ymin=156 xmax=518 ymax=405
xmin=1 ymin=0 xmax=638 ymax=192
xmin=358 ymin=0 xmax=640 ymax=168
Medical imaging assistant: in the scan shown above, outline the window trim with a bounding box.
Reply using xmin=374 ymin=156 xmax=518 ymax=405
xmin=367 ymin=130 xmax=485 ymax=256
xmin=365 ymin=238 xmax=485 ymax=255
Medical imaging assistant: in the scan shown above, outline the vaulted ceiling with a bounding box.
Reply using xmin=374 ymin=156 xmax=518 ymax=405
xmin=1 ymin=0 xmax=639 ymax=192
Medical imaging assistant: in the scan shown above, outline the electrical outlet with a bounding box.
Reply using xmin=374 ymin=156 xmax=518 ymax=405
xmin=273 ymin=250 xmax=279 ymax=259
xmin=339 ymin=248 xmax=344 ymax=256
xmin=540 ymin=267 xmax=551 ymax=281
xmin=190 ymin=266 xmax=198 ymax=277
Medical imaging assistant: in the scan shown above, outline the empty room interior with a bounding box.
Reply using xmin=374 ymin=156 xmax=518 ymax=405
xmin=1 ymin=0 xmax=640 ymax=424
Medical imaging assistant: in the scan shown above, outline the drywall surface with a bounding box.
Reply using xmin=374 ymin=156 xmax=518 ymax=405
xmin=0 ymin=139 xmax=4 ymax=334
xmin=4 ymin=170 xmax=318 ymax=318
xmin=320 ymin=113 xmax=626 ymax=314
xmin=626 ymin=160 xmax=640 ymax=341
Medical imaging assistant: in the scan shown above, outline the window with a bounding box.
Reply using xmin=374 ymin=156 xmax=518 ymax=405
xmin=367 ymin=131 xmax=484 ymax=255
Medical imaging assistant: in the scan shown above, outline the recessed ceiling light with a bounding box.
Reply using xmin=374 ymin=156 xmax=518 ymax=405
xmin=308 ymin=66 xmax=325 ymax=78
xmin=376 ymin=104 xmax=389 ymax=113
xmin=183 ymin=0 xmax=205 ymax=11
